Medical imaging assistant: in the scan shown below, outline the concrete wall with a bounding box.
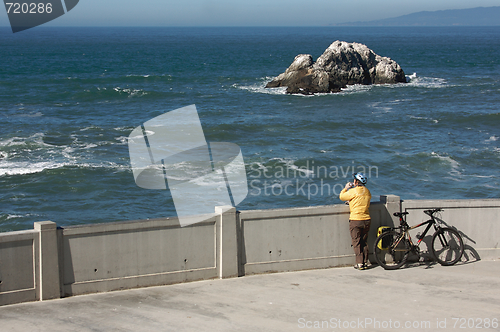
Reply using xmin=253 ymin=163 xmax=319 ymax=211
xmin=0 ymin=229 xmax=39 ymax=306
xmin=237 ymin=197 xmax=395 ymax=275
xmin=59 ymin=207 xmax=238 ymax=297
xmin=0 ymin=196 xmax=499 ymax=306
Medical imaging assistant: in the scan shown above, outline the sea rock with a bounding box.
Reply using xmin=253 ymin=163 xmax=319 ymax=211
xmin=266 ymin=41 xmax=406 ymax=94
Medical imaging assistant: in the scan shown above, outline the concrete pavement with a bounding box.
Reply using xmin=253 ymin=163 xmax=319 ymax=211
xmin=1 ymin=260 xmax=499 ymax=332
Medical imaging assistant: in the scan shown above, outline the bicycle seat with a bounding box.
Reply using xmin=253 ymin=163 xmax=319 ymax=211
xmin=393 ymin=212 xmax=409 ymax=217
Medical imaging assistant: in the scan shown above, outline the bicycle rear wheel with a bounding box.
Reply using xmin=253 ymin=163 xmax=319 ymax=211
xmin=431 ymin=227 xmax=464 ymax=266
xmin=373 ymin=230 xmax=410 ymax=270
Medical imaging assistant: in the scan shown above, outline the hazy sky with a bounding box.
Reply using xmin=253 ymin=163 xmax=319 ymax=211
xmin=1 ymin=0 xmax=500 ymax=27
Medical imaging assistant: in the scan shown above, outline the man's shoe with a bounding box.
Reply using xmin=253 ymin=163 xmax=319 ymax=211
xmin=354 ymin=263 xmax=365 ymax=270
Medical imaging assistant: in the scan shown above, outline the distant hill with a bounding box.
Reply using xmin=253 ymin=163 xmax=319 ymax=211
xmin=336 ymin=6 xmax=500 ymax=26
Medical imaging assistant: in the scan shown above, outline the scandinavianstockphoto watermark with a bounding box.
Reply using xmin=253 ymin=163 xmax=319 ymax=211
xmin=248 ymin=161 xmax=378 ymax=200
xmin=298 ymin=317 xmax=499 ymax=330
xmin=128 ymin=105 xmax=248 ymax=227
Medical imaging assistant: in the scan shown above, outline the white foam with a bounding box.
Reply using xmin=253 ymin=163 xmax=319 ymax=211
xmin=0 ymin=133 xmax=131 ymax=176
xmin=405 ymin=75 xmax=448 ymax=88
xmin=431 ymin=152 xmax=461 ymax=176
xmin=0 ymin=133 xmax=48 ymax=148
xmin=0 ymin=160 xmax=129 ymax=177
xmin=82 ymin=143 xmax=98 ymax=149
xmin=234 ymin=80 xmax=287 ymax=95
xmin=125 ymin=74 xmax=171 ymax=78
xmin=471 ymin=174 xmax=496 ymax=179
xmin=6 ymin=214 xmax=25 ymax=220
xmin=369 ymin=101 xmax=392 ymax=112
xmin=0 ymin=161 xmax=67 ymax=176
xmin=113 ymin=87 xmax=148 ymax=97
xmin=268 ymin=157 xmax=315 ymax=177
xmin=15 ymin=112 xmax=43 ymax=118
xmin=114 ymin=136 xmax=129 ymax=145
xmin=339 ymin=84 xmax=372 ymax=95
xmin=3 ymin=213 xmax=39 ymax=221
xmin=126 ymin=74 xmax=151 ymax=78
xmin=235 ymin=79 xmax=376 ymax=97
xmin=80 ymin=125 xmax=103 ymax=132
xmin=409 ymin=115 xmax=439 ymax=124
xmin=114 ymin=126 xmax=133 ymax=131
xmin=406 ymin=72 xmax=418 ymax=82
xmin=237 ymin=75 xmax=453 ymax=97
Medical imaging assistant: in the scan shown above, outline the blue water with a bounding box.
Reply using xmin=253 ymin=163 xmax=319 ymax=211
xmin=1 ymin=26 xmax=499 ymax=232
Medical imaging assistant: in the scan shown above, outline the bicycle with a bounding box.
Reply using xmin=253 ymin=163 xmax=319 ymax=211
xmin=373 ymin=208 xmax=464 ymax=270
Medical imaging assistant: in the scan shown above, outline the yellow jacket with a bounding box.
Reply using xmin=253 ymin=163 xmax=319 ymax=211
xmin=339 ymin=185 xmax=371 ymax=220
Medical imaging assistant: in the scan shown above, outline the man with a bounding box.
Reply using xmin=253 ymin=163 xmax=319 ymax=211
xmin=339 ymin=172 xmax=371 ymax=270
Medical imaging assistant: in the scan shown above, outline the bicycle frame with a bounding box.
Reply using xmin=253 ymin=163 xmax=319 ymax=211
xmin=408 ymin=219 xmax=437 ymax=245
xmin=395 ymin=214 xmax=440 ymax=248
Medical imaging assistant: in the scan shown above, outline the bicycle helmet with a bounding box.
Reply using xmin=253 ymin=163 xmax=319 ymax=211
xmin=353 ymin=172 xmax=367 ymax=185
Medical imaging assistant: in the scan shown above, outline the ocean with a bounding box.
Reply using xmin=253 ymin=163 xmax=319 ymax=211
xmin=1 ymin=26 xmax=499 ymax=232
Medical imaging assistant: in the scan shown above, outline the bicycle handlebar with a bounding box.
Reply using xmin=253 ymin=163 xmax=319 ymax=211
xmin=423 ymin=208 xmax=443 ymax=216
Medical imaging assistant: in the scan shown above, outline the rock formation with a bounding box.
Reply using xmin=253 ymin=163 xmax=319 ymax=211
xmin=266 ymin=41 xmax=406 ymax=95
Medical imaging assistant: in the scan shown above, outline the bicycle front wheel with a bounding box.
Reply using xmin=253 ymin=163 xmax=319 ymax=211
xmin=373 ymin=230 xmax=410 ymax=270
xmin=431 ymin=227 xmax=464 ymax=266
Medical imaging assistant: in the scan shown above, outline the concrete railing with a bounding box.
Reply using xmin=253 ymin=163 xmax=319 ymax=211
xmin=1 ymin=195 xmax=499 ymax=306
xmin=237 ymin=197 xmax=394 ymax=275
xmin=0 ymin=229 xmax=39 ymax=306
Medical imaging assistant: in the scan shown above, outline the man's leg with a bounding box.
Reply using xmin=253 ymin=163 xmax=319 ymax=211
xmin=360 ymin=219 xmax=371 ymax=265
xmin=349 ymin=220 xmax=364 ymax=265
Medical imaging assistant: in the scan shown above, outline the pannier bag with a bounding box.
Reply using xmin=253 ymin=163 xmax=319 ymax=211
xmin=377 ymin=226 xmax=392 ymax=249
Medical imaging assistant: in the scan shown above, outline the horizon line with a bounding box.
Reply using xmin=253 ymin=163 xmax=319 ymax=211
xmin=2 ymin=25 xmax=500 ymax=28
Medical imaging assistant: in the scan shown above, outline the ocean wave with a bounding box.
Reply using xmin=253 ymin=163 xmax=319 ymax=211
xmin=74 ymin=86 xmax=154 ymax=101
xmin=0 ymin=131 xmax=128 ymax=152
xmin=0 ymin=161 xmax=66 ymax=176
xmin=0 ymin=133 xmax=50 ymax=149
xmin=236 ymin=79 xmax=375 ymax=97
xmin=114 ymin=136 xmax=129 ymax=145
xmin=248 ymin=157 xmax=316 ymax=179
xmin=392 ymin=151 xmax=463 ymax=180
xmin=233 ymin=78 xmax=287 ymax=95
xmin=270 ymin=157 xmax=315 ymax=177
xmin=339 ymin=84 xmax=373 ymax=95
xmin=80 ymin=125 xmax=104 ymax=132
xmin=126 ymin=74 xmax=153 ymax=78
xmin=409 ymin=115 xmax=439 ymax=124
xmin=0 ymin=130 xmax=133 ymax=178
xmin=113 ymin=87 xmax=149 ymax=97
xmin=0 ymin=213 xmax=42 ymax=228
xmin=125 ymin=73 xmax=172 ymax=80
xmin=404 ymin=73 xmax=448 ymax=88
xmin=63 ymin=73 xmax=173 ymax=85
xmin=3 ymin=213 xmax=36 ymax=220
xmin=114 ymin=126 xmax=135 ymax=132
xmin=368 ymin=101 xmax=393 ymax=112
xmin=7 ymin=111 xmax=44 ymax=118
xmin=430 ymin=152 xmax=462 ymax=176
xmin=235 ymin=73 xmax=448 ymax=97
xmin=0 ymin=160 xmax=130 ymax=177
xmin=442 ymin=112 xmax=500 ymax=127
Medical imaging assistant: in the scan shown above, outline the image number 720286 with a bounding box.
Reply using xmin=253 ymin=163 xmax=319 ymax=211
xmin=3 ymin=0 xmax=79 ymax=33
